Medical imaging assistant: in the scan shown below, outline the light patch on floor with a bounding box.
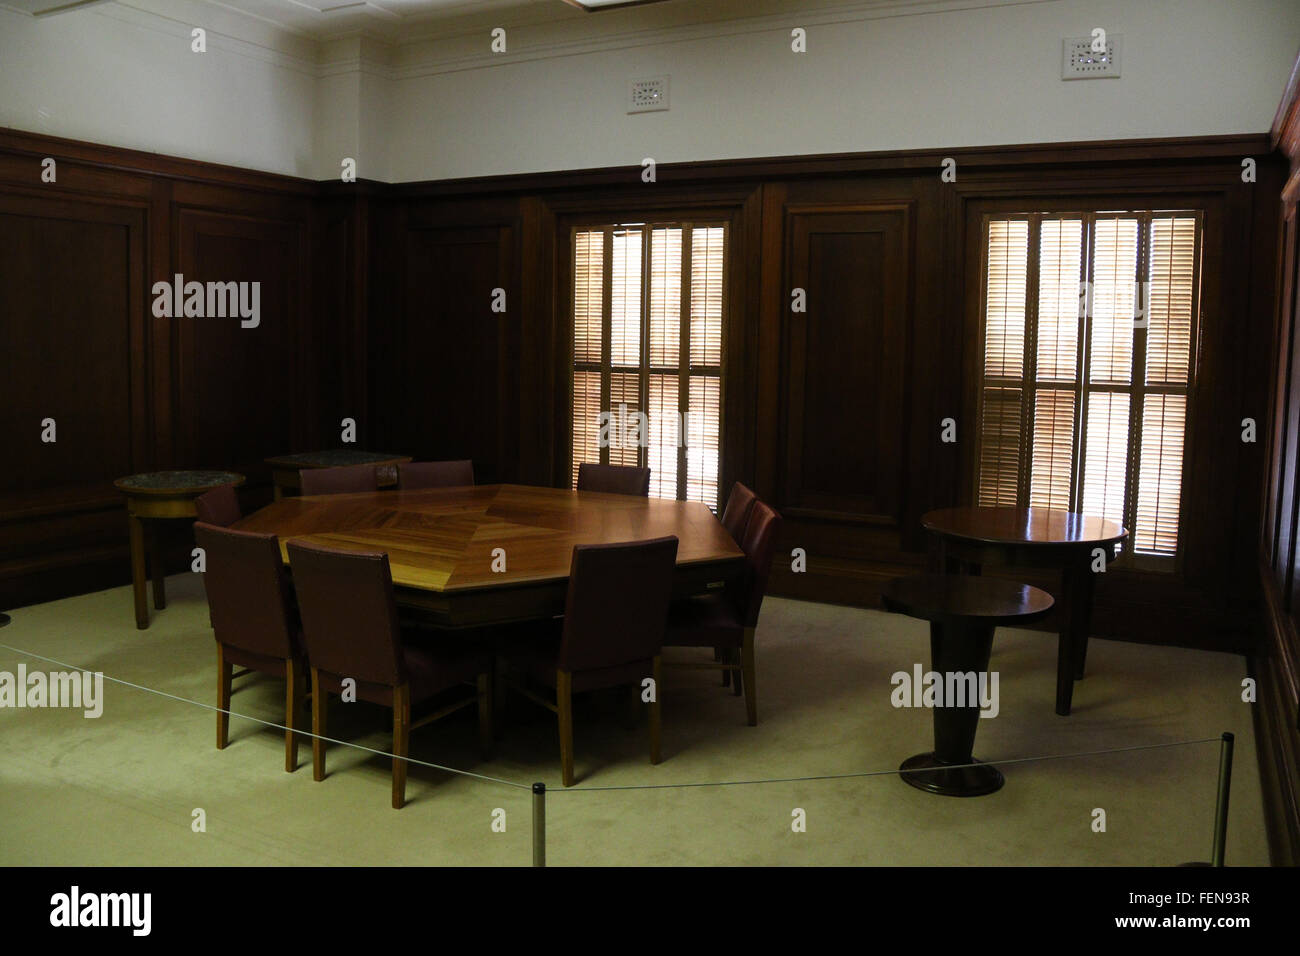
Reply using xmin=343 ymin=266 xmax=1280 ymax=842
xmin=0 ymin=575 xmax=1268 ymax=865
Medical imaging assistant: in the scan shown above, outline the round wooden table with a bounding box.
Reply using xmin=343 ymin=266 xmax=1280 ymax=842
xmin=114 ymin=471 xmax=244 ymax=629
xmin=922 ymin=506 xmax=1127 ymax=716
xmin=883 ymin=574 xmax=1054 ymax=796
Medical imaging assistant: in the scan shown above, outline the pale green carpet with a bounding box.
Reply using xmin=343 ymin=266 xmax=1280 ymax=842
xmin=0 ymin=575 xmax=1268 ymax=865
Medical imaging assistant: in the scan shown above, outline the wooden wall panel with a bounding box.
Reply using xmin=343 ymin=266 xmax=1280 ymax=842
xmin=0 ymin=200 xmax=142 ymax=493
xmin=0 ymin=130 xmax=320 ymax=609
xmin=374 ymin=209 xmax=517 ymax=484
xmin=174 ymin=208 xmax=306 ymax=479
xmin=1254 ymin=51 xmax=1300 ymax=865
xmin=780 ymin=204 xmax=911 ymax=527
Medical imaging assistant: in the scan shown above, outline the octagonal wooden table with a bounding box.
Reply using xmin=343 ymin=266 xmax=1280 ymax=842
xmin=233 ymin=484 xmax=744 ymax=628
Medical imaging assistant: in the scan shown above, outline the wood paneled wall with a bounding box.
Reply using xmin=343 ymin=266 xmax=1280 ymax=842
xmin=0 ymin=129 xmax=1284 ymax=662
xmin=1257 ymin=53 xmax=1300 ymax=867
xmin=0 ymin=129 xmax=320 ymax=608
xmin=371 ymin=138 xmax=1280 ymax=655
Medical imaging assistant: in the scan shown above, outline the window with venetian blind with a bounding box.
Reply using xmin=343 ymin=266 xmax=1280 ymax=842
xmin=571 ymin=222 xmax=726 ymax=511
xmin=977 ymin=211 xmax=1201 ymax=564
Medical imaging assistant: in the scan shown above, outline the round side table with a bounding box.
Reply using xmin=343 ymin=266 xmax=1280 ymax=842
xmin=883 ymin=573 xmax=1054 ymax=796
xmin=114 ymin=471 xmax=244 ymax=629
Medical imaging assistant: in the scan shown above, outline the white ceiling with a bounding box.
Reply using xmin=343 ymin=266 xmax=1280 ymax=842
xmin=0 ymin=0 xmax=580 ymax=39
xmin=1 ymin=0 xmax=1029 ymax=52
xmin=211 ymin=0 xmax=555 ymax=36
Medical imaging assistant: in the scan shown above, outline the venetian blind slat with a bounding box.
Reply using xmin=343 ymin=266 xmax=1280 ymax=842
xmin=1134 ymin=393 xmax=1186 ymax=555
xmin=571 ymin=370 xmax=602 ymax=489
xmin=1090 ymin=217 xmax=1138 ymax=385
xmin=690 ymin=226 xmax=725 ymax=369
xmin=687 ymin=374 xmax=721 ymax=511
xmin=1146 ymin=216 xmax=1197 ymax=386
xmin=611 ymin=228 xmax=642 ymax=368
xmin=647 ymin=373 xmax=679 ymax=500
xmin=649 ymin=227 xmax=682 ymax=369
xmin=1037 ymin=218 xmax=1083 ymax=381
xmin=984 ymin=220 xmax=1028 ymax=379
xmin=608 ymin=371 xmax=641 ymax=468
xmin=978 ymin=386 xmax=1023 ymax=507
xmin=573 ymin=229 xmax=603 ymax=365
xmin=1030 ymin=389 xmax=1076 ymax=511
xmin=1081 ymin=391 xmax=1131 ymax=524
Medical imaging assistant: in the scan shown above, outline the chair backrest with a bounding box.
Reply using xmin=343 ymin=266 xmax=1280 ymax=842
xmin=558 ymin=535 xmax=679 ymax=674
xmin=398 ymin=460 xmax=474 ymax=490
xmin=576 ymin=463 xmax=651 ymax=497
xmin=286 ymin=540 xmax=405 ymax=687
xmin=720 ymin=482 xmax=758 ymax=544
xmin=299 ymin=464 xmax=379 ymax=496
xmin=194 ymin=522 xmax=296 ymax=660
xmin=733 ymin=501 xmax=782 ymax=628
xmin=194 ymin=484 xmax=242 ymax=527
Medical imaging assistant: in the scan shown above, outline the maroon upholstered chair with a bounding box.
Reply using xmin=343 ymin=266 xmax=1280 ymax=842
xmin=576 ymin=463 xmax=651 ymax=497
xmin=499 ymin=535 xmax=678 ymax=786
xmin=194 ymin=522 xmax=304 ymax=772
xmin=299 ymin=464 xmax=379 ymax=496
xmin=286 ymin=539 xmax=492 ymax=809
xmin=398 ymin=460 xmax=475 ymax=490
xmin=194 ymin=484 xmax=242 ymax=527
xmin=663 ymin=500 xmax=782 ymax=726
xmin=720 ymin=482 xmax=758 ymax=545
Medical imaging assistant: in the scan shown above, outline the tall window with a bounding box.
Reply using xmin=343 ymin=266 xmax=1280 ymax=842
xmin=571 ymin=222 xmax=726 ymax=511
xmin=976 ymin=211 xmax=1201 ymax=563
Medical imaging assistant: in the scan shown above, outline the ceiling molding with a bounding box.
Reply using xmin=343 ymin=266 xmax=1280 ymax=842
xmin=7 ymin=0 xmax=1060 ymax=81
xmin=388 ymin=0 xmax=1057 ymax=81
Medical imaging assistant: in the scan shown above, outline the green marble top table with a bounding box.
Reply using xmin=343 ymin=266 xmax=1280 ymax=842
xmin=264 ymin=450 xmax=411 ymax=499
xmin=115 ymin=471 xmax=245 ymax=629
xmin=113 ymin=470 xmax=244 ymax=495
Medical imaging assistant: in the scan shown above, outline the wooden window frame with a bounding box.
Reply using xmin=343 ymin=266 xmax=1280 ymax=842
xmin=567 ymin=219 xmax=729 ymax=510
xmin=973 ymin=208 xmax=1204 ymax=570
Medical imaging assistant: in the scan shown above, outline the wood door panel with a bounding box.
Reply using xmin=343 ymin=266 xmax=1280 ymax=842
xmin=175 ymin=209 xmax=304 ymax=478
xmin=399 ymin=224 xmax=514 ymax=482
xmin=781 ymin=204 xmax=912 ymax=526
xmin=0 ymin=199 xmax=143 ymax=497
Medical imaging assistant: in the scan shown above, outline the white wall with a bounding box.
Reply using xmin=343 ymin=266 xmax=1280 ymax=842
xmin=0 ymin=2 xmax=316 ymax=178
xmin=387 ymin=0 xmax=1300 ymax=182
xmin=0 ymin=0 xmax=1295 ymax=183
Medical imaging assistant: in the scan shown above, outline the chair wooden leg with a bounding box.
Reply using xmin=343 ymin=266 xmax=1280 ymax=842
xmin=742 ymin=627 xmax=757 ymax=726
xmin=284 ymin=657 xmax=299 ymax=773
xmin=215 ymin=645 xmax=231 ymax=750
xmin=392 ymin=683 xmax=410 ymax=810
xmin=717 ymin=647 xmax=730 ymax=686
xmin=311 ymin=668 xmax=327 ymax=782
xmin=477 ymin=672 xmax=493 ymax=759
xmin=557 ymin=670 xmax=575 ymax=787
xmin=731 ymin=648 xmax=743 ymax=697
xmin=649 ymin=655 xmax=662 ymax=765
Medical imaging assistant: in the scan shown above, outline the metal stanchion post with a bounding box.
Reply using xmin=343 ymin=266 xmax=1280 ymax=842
xmin=532 ymin=782 xmax=546 ymax=868
xmin=1181 ymin=731 xmax=1234 ymax=867
xmin=1211 ymin=732 xmax=1234 ymax=867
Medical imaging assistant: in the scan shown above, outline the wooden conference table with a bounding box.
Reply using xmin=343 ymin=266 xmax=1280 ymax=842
xmin=234 ymin=483 xmax=745 ymax=628
xmin=922 ymin=506 xmax=1127 ymax=717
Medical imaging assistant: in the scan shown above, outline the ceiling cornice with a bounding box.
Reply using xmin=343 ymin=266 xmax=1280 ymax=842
xmin=6 ymin=0 xmax=1061 ymax=81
